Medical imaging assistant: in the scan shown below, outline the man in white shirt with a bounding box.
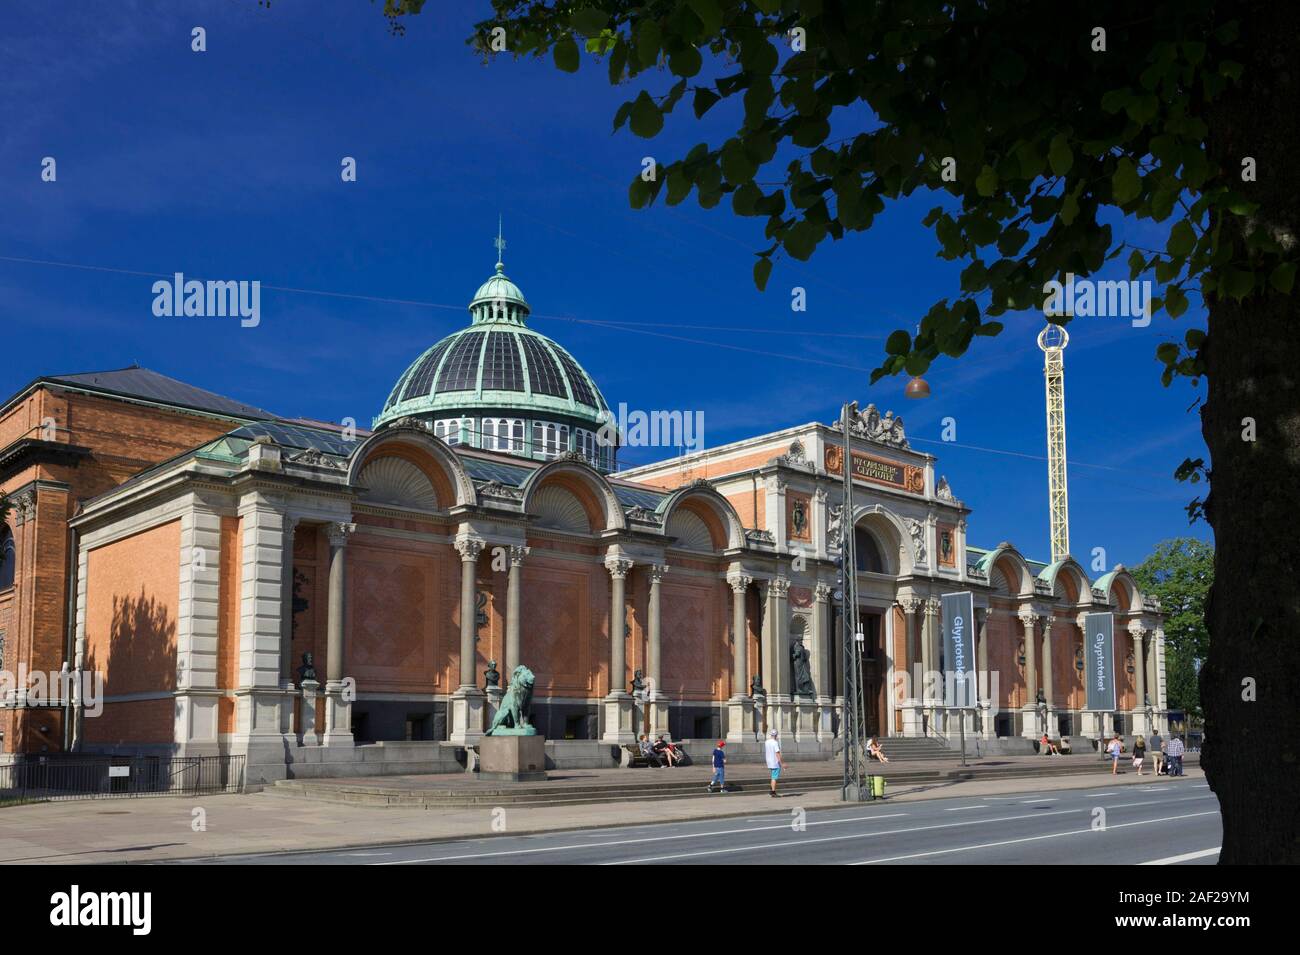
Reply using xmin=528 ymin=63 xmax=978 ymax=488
xmin=764 ymin=729 xmax=785 ymax=797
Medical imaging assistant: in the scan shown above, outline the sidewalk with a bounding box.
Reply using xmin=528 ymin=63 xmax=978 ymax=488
xmin=0 ymin=762 xmax=1204 ymax=865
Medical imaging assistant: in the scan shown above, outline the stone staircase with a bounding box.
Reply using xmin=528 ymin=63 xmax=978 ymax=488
xmin=872 ymin=737 xmax=957 ymax=761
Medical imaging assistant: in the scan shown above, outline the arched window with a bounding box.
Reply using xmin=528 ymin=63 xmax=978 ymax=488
xmin=855 ymin=526 xmax=886 ymax=574
xmin=0 ymin=525 xmax=14 ymax=591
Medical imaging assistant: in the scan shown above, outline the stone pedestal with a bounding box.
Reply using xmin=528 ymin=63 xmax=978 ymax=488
xmin=1132 ymin=710 xmax=1150 ymax=737
xmin=648 ymin=692 xmax=671 ymax=740
xmin=323 ymin=681 xmax=353 ymax=747
xmin=752 ymin=692 xmax=768 ymax=741
xmin=299 ymin=680 xmax=321 ymax=747
xmin=768 ymin=694 xmax=794 ymax=737
xmin=978 ymin=703 xmax=995 ymax=739
xmin=1021 ymin=705 xmax=1042 ymax=740
xmin=449 ymin=686 xmax=485 ymax=745
xmin=901 ymin=699 xmax=924 ymax=738
xmin=726 ymin=696 xmax=750 ymax=743
xmin=1081 ymin=710 xmax=1101 ymax=739
xmin=815 ymin=696 xmax=834 ymax=741
xmin=485 ymin=686 xmax=504 ymax=728
xmin=793 ymin=697 xmax=817 ymax=741
xmin=478 ymin=734 xmax=547 ymax=782
xmin=601 ymin=692 xmax=635 ymax=744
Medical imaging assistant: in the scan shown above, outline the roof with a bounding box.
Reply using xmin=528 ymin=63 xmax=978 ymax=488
xmin=42 ymin=365 xmax=277 ymax=421
xmin=373 ymin=261 xmax=611 ymax=435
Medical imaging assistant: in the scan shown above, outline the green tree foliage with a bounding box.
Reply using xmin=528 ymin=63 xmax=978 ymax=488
xmin=1132 ymin=538 xmax=1213 ymax=716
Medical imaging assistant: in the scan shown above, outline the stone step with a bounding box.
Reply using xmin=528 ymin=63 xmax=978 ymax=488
xmin=270 ymin=756 xmax=1127 ymax=809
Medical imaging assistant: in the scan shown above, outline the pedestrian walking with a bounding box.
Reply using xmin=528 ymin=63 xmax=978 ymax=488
xmin=1149 ymin=729 xmax=1164 ymax=775
xmin=1107 ymin=733 xmax=1123 ymax=775
xmin=764 ymin=729 xmax=785 ymax=797
xmin=708 ymin=740 xmax=727 ymax=793
xmin=1132 ymin=735 xmax=1146 ymax=775
xmin=1167 ymin=734 xmax=1185 ymax=776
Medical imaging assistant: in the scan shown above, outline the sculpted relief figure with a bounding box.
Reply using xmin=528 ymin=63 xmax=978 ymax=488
xmin=791 ymin=640 xmax=816 ymax=698
xmin=907 ymin=517 xmax=928 ymax=564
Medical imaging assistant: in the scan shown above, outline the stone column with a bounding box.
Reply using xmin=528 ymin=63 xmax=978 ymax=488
xmin=1040 ymin=613 xmax=1055 ymax=737
xmin=1154 ymin=625 xmax=1168 ymax=733
xmin=922 ymin=597 xmax=941 ymax=735
xmin=449 ymin=537 xmax=486 ymax=745
xmin=601 ymin=556 xmax=635 ymax=743
xmin=279 ymin=516 xmax=299 ymax=685
xmin=1077 ymin=611 xmax=1101 ymax=739
xmin=504 ymin=544 xmax=529 ymax=672
xmin=1019 ymin=610 xmax=1040 ymax=739
xmin=726 ymin=573 xmax=752 ymax=742
xmin=813 ymin=582 xmax=834 ymax=740
xmin=232 ymin=496 xmax=299 ymax=778
xmin=768 ymin=577 xmax=793 ymax=737
xmin=646 ymin=563 xmax=670 ymax=738
xmin=1130 ymin=621 xmax=1148 ymax=736
xmin=976 ymin=607 xmax=994 ymax=739
xmin=323 ymin=521 xmax=356 ymax=747
xmin=174 ymin=502 xmax=223 ymax=756
xmin=900 ymin=596 xmax=923 ymax=737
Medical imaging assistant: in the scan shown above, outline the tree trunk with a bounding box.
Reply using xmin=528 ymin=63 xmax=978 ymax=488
xmin=1200 ymin=0 xmax=1300 ymax=864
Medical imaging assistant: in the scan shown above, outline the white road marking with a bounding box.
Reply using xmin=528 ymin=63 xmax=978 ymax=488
xmin=851 ymin=811 xmax=1220 ymax=864
xmin=375 ymin=812 xmax=909 ymax=864
xmin=1021 ymin=798 xmax=1057 ymax=804
xmin=944 ymin=806 xmax=987 ymax=811
xmin=1138 ymin=847 xmax=1220 ymax=865
xmin=602 ymin=805 xmax=1112 ymax=865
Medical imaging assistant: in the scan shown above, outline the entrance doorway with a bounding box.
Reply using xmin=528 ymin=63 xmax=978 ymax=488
xmin=858 ymin=611 xmax=885 ymax=737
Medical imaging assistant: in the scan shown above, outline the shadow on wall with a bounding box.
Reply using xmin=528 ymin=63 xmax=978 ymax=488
xmin=86 ymin=587 xmax=177 ymax=697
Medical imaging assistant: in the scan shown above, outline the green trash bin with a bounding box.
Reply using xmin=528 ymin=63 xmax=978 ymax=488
xmin=871 ymin=775 xmax=886 ymax=798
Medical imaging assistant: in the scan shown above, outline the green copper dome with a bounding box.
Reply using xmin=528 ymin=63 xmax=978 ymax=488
xmin=373 ymin=240 xmax=616 ymax=470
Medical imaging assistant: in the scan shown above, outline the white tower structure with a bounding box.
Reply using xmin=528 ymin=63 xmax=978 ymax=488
xmin=1038 ymin=324 xmax=1070 ymax=563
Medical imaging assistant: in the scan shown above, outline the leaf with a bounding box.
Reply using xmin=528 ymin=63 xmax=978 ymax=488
xmin=885 ymin=330 xmax=911 ymax=355
xmin=1111 ymin=157 xmax=1142 ymax=204
xmin=693 ymin=87 xmax=721 ymax=118
xmin=669 ymin=44 xmax=703 ymax=77
xmin=1165 ymin=285 xmax=1189 ymax=318
xmin=629 ymin=91 xmax=663 ymax=138
xmin=1156 ymin=342 xmax=1180 ymax=364
xmin=1060 ymin=191 xmax=1080 ymax=225
xmin=1166 ymin=220 xmax=1196 ymax=258
xmin=636 ymin=19 xmax=662 ymax=67
xmin=904 ymin=352 xmax=931 ymax=377
xmin=569 ymin=8 xmax=608 ymax=35
xmin=553 ymin=33 xmax=580 ymax=73
xmin=1270 ymin=262 xmax=1296 ymax=294
xmin=753 ymin=256 xmax=773 ymax=291
xmin=975 ymin=164 xmax=998 ymax=197
xmin=687 ymin=0 xmax=724 ymax=36
xmin=1048 ymin=133 xmax=1073 ymax=176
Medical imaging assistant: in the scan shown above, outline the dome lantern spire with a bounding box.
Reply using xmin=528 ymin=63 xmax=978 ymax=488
xmin=469 ymin=214 xmax=529 ymax=326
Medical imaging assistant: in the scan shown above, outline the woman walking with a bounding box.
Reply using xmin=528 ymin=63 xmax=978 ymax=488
xmin=1132 ymin=735 xmax=1146 ymax=776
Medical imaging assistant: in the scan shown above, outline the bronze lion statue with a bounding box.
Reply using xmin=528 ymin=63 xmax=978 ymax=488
xmin=486 ymin=664 xmax=536 ymax=735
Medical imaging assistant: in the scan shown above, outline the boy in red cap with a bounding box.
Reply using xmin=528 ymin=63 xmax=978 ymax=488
xmin=708 ymin=740 xmax=727 ymax=793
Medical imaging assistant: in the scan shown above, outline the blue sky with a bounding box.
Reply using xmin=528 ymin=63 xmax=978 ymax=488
xmin=0 ymin=1 xmax=1211 ymax=568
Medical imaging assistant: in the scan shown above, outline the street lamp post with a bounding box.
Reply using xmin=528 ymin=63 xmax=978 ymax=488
xmin=839 ymin=401 xmax=871 ymax=801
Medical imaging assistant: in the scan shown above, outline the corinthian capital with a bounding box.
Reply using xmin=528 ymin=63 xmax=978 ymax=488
xmin=605 ymin=556 xmax=633 ymax=579
xmin=508 ymin=544 xmax=530 ymax=566
xmin=728 ymin=573 xmax=753 ymax=594
xmin=454 ymin=537 xmax=485 ymax=562
xmin=326 ymin=521 xmax=356 ymax=548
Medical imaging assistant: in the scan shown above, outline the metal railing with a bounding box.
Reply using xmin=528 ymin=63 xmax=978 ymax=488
xmin=0 ymin=754 xmax=244 ymax=802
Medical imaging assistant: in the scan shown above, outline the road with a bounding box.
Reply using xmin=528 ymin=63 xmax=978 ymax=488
xmin=177 ymin=779 xmax=1220 ymax=865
